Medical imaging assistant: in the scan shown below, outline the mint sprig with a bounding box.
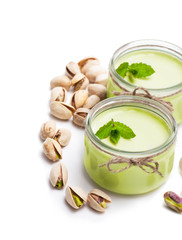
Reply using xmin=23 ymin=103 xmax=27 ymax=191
xmin=116 ymin=62 xmax=155 ymax=82
xmin=95 ymin=119 xmax=136 ymax=145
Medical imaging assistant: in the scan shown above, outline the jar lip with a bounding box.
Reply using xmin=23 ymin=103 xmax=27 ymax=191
xmin=85 ymin=96 xmax=177 ymax=157
xmin=110 ymin=39 xmax=182 ymax=93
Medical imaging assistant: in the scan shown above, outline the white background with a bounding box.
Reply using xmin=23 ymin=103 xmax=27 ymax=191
xmin=0 ymin=1 xmax=182 ymax=239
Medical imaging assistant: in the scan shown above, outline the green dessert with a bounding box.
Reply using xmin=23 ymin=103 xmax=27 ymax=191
xmin=84 ymin=97 xmax=177 ymax=194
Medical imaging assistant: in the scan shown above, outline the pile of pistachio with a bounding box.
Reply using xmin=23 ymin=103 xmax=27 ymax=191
xmin=163 ymin=157 xmax=182 ymax=213
xmin=40 ymin=57 xmax=111 ymax=213
xmin=50 ymin=57 xmax=108 ymax=127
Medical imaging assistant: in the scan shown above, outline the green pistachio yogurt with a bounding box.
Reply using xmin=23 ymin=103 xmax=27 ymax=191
xmin=108 ymin=40 xmax=182 ymax=124
xmin=84 ymin=96 xmax=177 ymax=194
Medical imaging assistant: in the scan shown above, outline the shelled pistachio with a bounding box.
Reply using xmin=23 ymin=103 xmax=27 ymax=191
xmin=50 ymin=87 xmax=67 ymax=102
xmin=66 ymin=61 xmax=80 ymax=78
xmin=164 ymin=191 xmax=182 ymax=213
xmin=65 ymin=186 xmax=87 ymax=209
xmin=50 ymin=75 xmax=70 ymax=90
xmin=71 ymin=73 xmax=89 ymax=91
xmin=70 ymin=90 xmax=88 ymax=109
xmin=88 ymin=84 xmax=107 ymax=100
xmin=78 ymin=57 xmax=98 ymax=71
xmin=54 ymin=128 xmax=71 ymax=147
xmin=43 ymin=138 xmax=62 ymax=161
xmin=50 ymin=101 xmax=75 ymax=120
xmin=83 ymin=95 xmax=100 ymax=109
xmin=72 ymin=108 xmax=89 ymax=127
xmin=40 ymin=120 xmax=56 ymax=140
xmin=50 ymin=162 xmax=68 ymax=189
xmin=87 ymin=189 xmax=112 ymax=213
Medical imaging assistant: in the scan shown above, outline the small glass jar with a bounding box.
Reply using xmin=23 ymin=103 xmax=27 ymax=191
xmin=84 ymin=96 xmax=177 ymax=195
xmin=108 ymin=40 xmax=182 ymax=124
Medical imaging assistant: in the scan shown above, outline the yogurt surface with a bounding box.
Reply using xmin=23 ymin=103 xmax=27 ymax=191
xmin=91 ymin=106 xmax=171 ymax=152
xmin=115 ymin=50 xmax=182 ymax=89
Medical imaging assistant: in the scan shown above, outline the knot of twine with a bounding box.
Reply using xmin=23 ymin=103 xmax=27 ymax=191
xmin=113 ymin=87 xmax=173 ymax=112
xmin=99 ymin=156 xmax=163 ymax=177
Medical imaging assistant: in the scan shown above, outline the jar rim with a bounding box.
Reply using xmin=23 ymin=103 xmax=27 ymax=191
xmin=85 ymin=96 xmax=177 ymax=158
xmin=110 ymin=39 xmax=182 ymax=93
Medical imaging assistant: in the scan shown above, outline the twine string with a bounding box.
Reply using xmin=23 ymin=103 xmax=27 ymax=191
xmin=113 ymin=87 xmax=173 ymax=112
xmin=99 ymin=156 xmax=164 ymax=177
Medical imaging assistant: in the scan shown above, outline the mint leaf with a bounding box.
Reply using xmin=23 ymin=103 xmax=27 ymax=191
xmin=95 ymin=120 xmax=114 ymax=139
xmin=114 ymin=122 xmax=136 ymax=139
xmin=110 ymin=129 xmax=120 ymax=144
xmin=95 ymin=119 xmax=136 ymax=144
xmin=116 ymin=62 xmax=129 ymax=78
xmin=128 ymin=62 xmax=155 ymax=78
xmin=116 ymin=62 xmax=155 ymax=80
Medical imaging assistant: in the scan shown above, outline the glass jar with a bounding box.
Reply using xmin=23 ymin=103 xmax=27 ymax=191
xmin=84 ymin=96 xmax=177 ymax=195
xmin=108 ymin=40 xmax=182 ymax=124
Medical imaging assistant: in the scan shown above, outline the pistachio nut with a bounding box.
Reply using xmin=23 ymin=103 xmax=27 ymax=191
xmin=87 ymin=189 xmax=112 ymax=213
xmin=40 ymin=120 xmax=56 ymax=140
xmin=66 ymin=61 xmax=80 ymax=78
xmin=95 ymin=73 xmax=108 ymax=87
xmin=86 ymin=65 xmax=107 ymax=83
xmin=50 ymin=101 xmax=75 ymax=120
xmin=81 ymin=59 xmax=100 ymax=74
xmin=50 ymin=162 xmax=68 ymax=189
xmin=50 ymin=87 xmax=67 ymax=102
xmin=65 ymin=186 xmax=87 ymax=209
xmin=72 ymin=108 xmax=89 ymax=128
xmin=179 ymin=157 xmax=182 ymax=174
xmin=43 ymin=138 xmax=62 ymax=161
xmin=164 ymin=191 xmax=182 ymax=213
xmin=78 ymin=57 xmax=98 ymax=71
xmin=70 ymin=90 xmax=88 ymax=109
xmin=50 ymin=75 xmax=70 ymax=90
xmin=83 ymin=95 xmax=100 ymax=109
xmin=88 ymin=84 xmax=107 ymax=100
xmin=54 ymin=128 xmax=71 ymax=147
xmin=71 ymin=73 xmax=89 ymax=91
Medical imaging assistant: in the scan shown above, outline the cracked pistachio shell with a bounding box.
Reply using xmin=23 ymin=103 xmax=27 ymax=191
xmin=40 ymin=120 xmax=56 ymax=140
xmin=87 ymin=189 xmax=112 ymax=213
xmin=50 ymin=162 xmax=68 ymax=188
xmin=50 ymin=75 xmax=71 ymax=90
xmin=66 ymin=61 xmax=80 ymax=78
xmin=88 ymin=84 xmax=107 ymax=100
xmin=83 ymin=95 xmax=100 ymax=109
xmin=43 ymin=138 xmax=62 ymax=161
xmin=95 ymin=73 xmax=108 ymax=87
xmin=50 ymin=87 xmax=67 ymax=102
xmin=81 ymin=59 xmax=100 ymax=74
xmin=70 ymin=90 xmax=88 ymax=109
xmin=65 ymin=186 xmax=87 ymax=209
xmin=78 ymin=57 xmax=98 ymax=71
xmin=71 ymin=73 xmax=89 ymax=91
xmin=86 ymin=65 xmax=107 ymax=83
xmin=72 ymin=108 xmax=89 ymax=127
xmin=50 ymin=101 xmax=75 ymax=120
xmin=54 ymin=128 xmax=71 ymax=147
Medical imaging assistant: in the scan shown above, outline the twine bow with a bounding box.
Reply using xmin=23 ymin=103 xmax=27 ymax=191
xmin=113 ymin=87 xmax=173 ymax=112
xmin=99 ymin=156 xmax=164 ymax=177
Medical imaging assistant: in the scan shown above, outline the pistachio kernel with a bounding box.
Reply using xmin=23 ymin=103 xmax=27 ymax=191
xmin=65 ymin=186 xmax=87 ymax=210
xmin=164 ymin=191 xmax=182 ymax=213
